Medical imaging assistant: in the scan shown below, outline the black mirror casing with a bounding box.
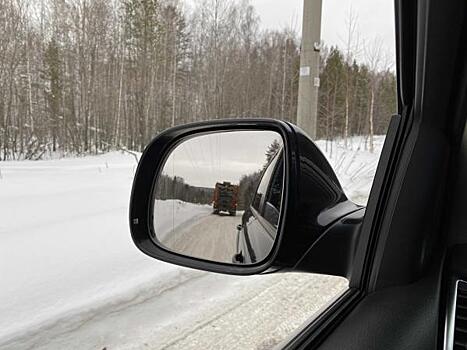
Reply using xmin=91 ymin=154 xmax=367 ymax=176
xmin=129 ymin=119 xmax=362 ymax=276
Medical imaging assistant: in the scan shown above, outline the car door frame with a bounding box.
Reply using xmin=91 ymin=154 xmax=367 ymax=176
xmin=278 ymin=0 xmax=467 ymax=348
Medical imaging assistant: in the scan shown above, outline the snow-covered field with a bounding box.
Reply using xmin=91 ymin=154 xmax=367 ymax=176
xmin=0 ymin=136 xmax=384 ymax=350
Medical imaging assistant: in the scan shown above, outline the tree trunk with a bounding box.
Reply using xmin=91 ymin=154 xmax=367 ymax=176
xmin=369 ymin=88 xmax=375 ymax=153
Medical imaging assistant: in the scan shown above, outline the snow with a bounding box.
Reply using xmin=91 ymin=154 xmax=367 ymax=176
xmin=316 ymin=135 xmax=385 ymax=205
xmin=0 ymin=136 xmax=384 ymax=349
xmin=154 ymin=200 xmax=212 ymax=241
xmin=0 ymin=153 xmax=210 ymax=348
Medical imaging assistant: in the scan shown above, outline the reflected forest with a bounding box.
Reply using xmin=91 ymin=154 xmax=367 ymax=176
xmin=155 ymin=138 xmax=281 ymax=209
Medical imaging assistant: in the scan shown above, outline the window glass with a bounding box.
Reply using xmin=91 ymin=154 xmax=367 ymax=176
xmin=252 ymin=151 xmax=280 ymax=212
xmin=264 ymin=154 xmax=283 ymax=226
xmin=0 ymin=0 xmax=395 ymax=349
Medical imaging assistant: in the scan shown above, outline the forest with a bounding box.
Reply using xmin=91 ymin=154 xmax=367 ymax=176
xmin=0 ymin=0 xmax=396 ymax=160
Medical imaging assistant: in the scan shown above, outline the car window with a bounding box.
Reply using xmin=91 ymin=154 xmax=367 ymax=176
xmin=252 ymin=150 xmax=281 ymax=213
xmin=263 ymin=154 xmax=283 ymax=226
xmin=0 ymin=0 xmax=395 ymax=349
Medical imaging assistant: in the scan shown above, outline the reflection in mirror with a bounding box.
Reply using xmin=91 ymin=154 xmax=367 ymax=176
xmin=152 ymin=130 xmax=284 ymax=265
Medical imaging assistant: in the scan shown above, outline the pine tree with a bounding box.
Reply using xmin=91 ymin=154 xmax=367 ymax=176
xmin=265 ymin=139 xmax=281 ymax=165
xmin=122 ymin=0 xmax=162 ymax=150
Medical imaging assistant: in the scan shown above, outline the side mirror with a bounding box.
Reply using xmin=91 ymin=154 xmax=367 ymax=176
xmin=130 ymin=119 xmax=363 ymax=277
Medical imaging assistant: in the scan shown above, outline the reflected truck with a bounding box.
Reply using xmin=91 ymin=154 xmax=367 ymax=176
xmin=213 ymin=181 xmax=239 ymax=216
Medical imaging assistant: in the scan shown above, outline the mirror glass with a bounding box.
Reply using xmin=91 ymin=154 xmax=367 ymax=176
xmin=152 ymin=130 xmax=284 ymax=265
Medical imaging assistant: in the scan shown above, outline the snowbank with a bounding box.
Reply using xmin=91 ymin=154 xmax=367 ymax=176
xmin=0 ymin=152 xmax=206 ymax=347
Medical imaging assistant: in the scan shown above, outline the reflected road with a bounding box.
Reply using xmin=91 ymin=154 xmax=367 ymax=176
xmin=161 ymin=213 xmax=241 ymax=263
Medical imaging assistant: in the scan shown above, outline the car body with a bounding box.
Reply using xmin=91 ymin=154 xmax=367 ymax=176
xmin=234 ymin=149 xmax=283 ymax=264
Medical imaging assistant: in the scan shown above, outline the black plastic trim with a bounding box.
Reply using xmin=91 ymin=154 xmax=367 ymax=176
xmin=129 ymin=118 xmax=361 ymax=277
xmin=281 ymin=288 xmax=364 ymax=350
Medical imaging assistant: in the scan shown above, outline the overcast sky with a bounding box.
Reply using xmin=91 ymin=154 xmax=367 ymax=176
xmin=253 ymin=0 xmax=395 ymax=65
xmin=185 ymin=0 xmax=395 ymax=66
xmin=161 ymin=130 xmax=282 ymax=188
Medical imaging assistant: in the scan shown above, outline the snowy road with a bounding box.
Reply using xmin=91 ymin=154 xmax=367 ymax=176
xmin=161 ymin=213 xmax=240 ymax=263
xmin=7 ymin=271 xmax=347 ymax=350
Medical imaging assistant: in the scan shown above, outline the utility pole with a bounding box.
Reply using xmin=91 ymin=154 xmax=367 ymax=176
xmin=297 ymin=0 xmax=322 ymax=140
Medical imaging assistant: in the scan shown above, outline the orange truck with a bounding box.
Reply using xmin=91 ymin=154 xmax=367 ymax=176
xmin=212 ymin=182 xmax=239 ymax=216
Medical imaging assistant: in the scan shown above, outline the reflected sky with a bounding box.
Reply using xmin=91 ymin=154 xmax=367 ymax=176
xmin=162 ymin=130 xmax=282 ymax=188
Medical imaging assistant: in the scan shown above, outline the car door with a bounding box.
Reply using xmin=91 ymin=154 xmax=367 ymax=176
xmin=8 ymin=0 xmax=467 ymax=349
xmin=293 ymin=0 xmax=467 ymax=349
xmin=236 ymin=150 xmax=283 ymax=264
xmin=129 ymin=1 xmax=467 ymax=349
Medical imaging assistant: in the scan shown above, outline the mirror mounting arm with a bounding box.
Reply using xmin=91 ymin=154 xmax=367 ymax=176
xmin=292 ymin=208 xmax=365 ymax=279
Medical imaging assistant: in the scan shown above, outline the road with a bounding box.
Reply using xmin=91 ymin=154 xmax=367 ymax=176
xmin=12 ymin=272 xmax=347 ymax=350
xmin=161 ymin=213 xmax=241 ymax=263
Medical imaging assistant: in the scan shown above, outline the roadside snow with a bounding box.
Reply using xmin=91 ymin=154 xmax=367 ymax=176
xmin=154 ymin=199 xmax=212 ymax=241
xmin=0 ymin=152 xmax=208 ymax=348
xmin=316 ymin=135 xmax=385 ymax=205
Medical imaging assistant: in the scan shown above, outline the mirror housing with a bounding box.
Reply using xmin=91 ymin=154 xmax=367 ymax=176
xmin=129 ymin=119 xmax=362 ymax=276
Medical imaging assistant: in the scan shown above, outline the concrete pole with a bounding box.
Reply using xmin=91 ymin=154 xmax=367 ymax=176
xmin=297 ymin=0 xmax=322 ymax=140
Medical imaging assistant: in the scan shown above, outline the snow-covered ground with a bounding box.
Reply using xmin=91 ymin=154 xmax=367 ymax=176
xmin=316 ymin=135 xmax=386 ymax=205
xmin=0 ymin=154 xmax=186 ymax=346
xmin=154 ymin=199 xmax=212 ymax=241
xmin=0 ymin=136 xmax=384 ymax=350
